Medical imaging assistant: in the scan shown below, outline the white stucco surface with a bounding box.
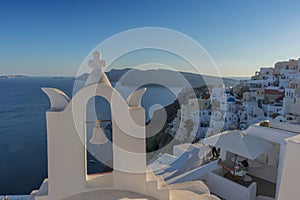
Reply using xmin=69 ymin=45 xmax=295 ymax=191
xmin=63 ymin=190 xmax=157 ymax=200
xmin=36 ymin=67 xmax=221 ymax=200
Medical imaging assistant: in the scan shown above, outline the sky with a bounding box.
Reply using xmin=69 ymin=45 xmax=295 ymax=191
xmin=0 ymin=0 xmax=300 ymax=77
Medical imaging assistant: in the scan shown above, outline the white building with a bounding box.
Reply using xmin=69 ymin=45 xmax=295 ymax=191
xmin=262 ymin=104 xmax=283 ymax=117
xmin=243 ymin=101 xmax=259 ymax=113
xmin=180 ymin=98 xmax=210 ymax=125
xmin=150 ymin=121 xmax=300 ymax=200
xmin=251 ymin=67 xmax=277 ymax=81
xmin=210 ymin=87 xmax=226 ymax=104
xmin=223 ymin=111 xmax=238 ymax=130
xmin=279 ymin=76 xmax=300 ymax=124
xmin=275 ymin=59 xmax=299 ymax=76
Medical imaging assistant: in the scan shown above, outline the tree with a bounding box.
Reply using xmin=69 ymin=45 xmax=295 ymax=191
xmin=184 ymin=119 xmax=195 ymax=139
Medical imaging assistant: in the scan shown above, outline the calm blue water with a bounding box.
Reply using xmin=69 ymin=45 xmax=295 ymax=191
xmin=0 ymin=77 xmax=181 ymax=195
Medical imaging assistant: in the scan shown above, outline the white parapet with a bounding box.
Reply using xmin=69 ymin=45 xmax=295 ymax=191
xmin=42 ymin=88 xmax=70 ymax=111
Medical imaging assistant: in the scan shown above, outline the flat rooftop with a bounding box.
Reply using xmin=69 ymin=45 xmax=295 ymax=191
xmin=269 ymin=122 xmax=300 ymax=134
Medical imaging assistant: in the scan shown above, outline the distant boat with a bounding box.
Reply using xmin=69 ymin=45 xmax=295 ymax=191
xmin=89 ymin=159 xmax=96 ymax=163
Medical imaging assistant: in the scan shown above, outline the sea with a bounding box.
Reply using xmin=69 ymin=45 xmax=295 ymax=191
xmin=0 ymin=77 xmax=183 ymax=195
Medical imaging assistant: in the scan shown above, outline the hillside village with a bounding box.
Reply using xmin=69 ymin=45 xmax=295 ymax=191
xmin=171 ymin=58 xmax=300 ymax=142
xmin=7 ymin=56 xmax=300 ymax=200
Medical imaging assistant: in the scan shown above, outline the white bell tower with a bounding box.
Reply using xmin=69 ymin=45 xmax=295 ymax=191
xmin=34 ymin=52 xmax=170 ymax=199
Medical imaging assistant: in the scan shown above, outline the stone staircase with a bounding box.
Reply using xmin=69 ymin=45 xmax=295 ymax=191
xmin=146 ymin=167 xmax=170 ymax=200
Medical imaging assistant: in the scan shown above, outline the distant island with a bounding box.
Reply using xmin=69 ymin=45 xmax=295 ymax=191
xmin=76 ymin=68 xmax=238 ymax=88
xmin=0 ymin=75 xmax=29 ymax=79
xmin=0 ymin=69 xmax=239 ymax=88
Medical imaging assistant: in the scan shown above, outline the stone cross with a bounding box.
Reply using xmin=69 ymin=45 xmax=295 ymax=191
xmin=88 ymin=51 xmax=106 ymax=69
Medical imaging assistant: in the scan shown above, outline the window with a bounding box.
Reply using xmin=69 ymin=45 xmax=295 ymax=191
xmin=286 ymin=65 xmax=289 ymax=70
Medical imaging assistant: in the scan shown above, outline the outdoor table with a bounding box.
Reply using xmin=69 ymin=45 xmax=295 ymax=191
xmin=230 ymin=156 xmax=262 ymax=168
xmin=230 ymin=156 xmax=254 ymax=182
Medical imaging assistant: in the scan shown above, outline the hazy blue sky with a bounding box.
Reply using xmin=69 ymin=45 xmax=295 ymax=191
xmin=0 ymin=0 xmax=299 ymax=77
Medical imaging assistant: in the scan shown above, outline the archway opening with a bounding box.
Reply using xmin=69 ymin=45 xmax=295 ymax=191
xmin=86 ymin=96 xmax=113 ymax=175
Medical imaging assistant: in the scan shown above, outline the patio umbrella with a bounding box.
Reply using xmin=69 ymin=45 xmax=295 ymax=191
xmin=203 ymin=130 xmax=273 ymax=160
